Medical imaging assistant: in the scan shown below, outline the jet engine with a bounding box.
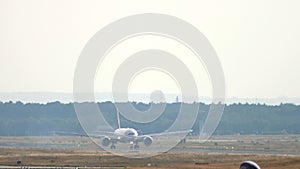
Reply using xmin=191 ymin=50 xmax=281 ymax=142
xmin=102 ymin=137 xmax=111 ymax=147
xmin=143 ymin=136 xmax=153 ymax=146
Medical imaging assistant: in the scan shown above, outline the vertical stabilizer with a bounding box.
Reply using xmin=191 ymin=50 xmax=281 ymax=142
xmin=117 ymin=109 xmax=121 ymax=129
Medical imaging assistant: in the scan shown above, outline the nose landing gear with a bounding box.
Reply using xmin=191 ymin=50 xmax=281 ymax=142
xmin=110 ymin=144 xmax=116 ymax=149
xmin=130 ymin=141 xmax=140 ymax=150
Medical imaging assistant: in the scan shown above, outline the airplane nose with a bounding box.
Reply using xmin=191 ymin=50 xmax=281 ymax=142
xmin=240 ymin=161 xmax=260 ymax=169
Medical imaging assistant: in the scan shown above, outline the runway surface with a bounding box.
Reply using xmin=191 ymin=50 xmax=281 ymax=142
xmin=0 ymin=166 xmax=125 ymax=169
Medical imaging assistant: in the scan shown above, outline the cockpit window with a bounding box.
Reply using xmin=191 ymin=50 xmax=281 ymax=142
xmin=128 ymin=132 xmax=135 ymax=136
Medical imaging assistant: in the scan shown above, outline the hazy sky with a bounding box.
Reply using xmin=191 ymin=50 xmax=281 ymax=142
xmin=0 ymin=0 xmax=300 ymax=99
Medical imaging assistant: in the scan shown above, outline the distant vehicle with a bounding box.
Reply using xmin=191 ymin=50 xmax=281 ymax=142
xmin=55 ymin=110 xmax=192 ymax=150
xmin=240 ymin=161 xmax=260 ymax=169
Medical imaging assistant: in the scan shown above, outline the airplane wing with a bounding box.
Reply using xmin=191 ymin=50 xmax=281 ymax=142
xmin=135 ymin=130 xmax=192 ymax=141
xmin=53 ymin=131 xmax=114 ymax=139
xmin=146 ymin=130 xmax=193 ymax=137
xmin=131 ymin=130 xmax=192 ymax=147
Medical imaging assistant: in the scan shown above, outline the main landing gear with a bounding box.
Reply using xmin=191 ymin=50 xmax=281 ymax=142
xmin=109 ymin=142 xmax=140 ymax=150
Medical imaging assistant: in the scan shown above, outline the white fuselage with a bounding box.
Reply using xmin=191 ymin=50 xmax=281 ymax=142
xmin=114 ymin=128 xmax=138 ymax=142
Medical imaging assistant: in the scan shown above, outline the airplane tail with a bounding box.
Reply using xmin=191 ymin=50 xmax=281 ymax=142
xmin=117 ymin=109 xmax=121 ymax=129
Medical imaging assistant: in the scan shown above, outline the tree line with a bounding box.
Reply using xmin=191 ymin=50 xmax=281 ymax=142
xmin=0 ymin=101 xmax=299 ymax=136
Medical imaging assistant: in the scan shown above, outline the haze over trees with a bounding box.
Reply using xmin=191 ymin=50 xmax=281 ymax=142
xmin=0 ymin=101 xmax=299 ymax=136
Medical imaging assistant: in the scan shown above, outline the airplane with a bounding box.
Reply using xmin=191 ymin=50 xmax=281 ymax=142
xmin=55 ymin=110 xmax=192 ymax=150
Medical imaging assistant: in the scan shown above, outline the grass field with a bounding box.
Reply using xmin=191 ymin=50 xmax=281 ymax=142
xmin=1 ymin=147 xmax=300 ymax=169
xmin=0 ymin=135 xmax=300 ymax=168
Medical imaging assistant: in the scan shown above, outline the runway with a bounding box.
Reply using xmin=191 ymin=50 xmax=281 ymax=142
xmin=0 ymin=166 xmax=126 ymax=169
